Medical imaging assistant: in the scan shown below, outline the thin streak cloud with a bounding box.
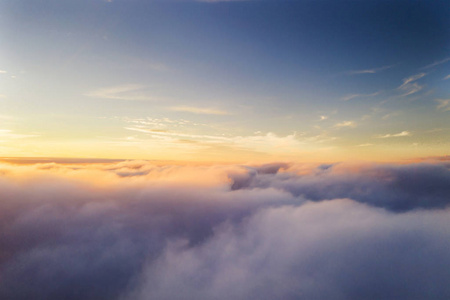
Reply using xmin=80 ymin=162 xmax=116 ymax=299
xmin=169 ymin=106 xmax=229 ymax=115
xmin=197 ymin=0 xmax=248 ymax=2
xmin=398 ymin=73 xmax=426 ymax=97
xmin=436 ymin=99 xmax=450 ymax=112
xmin=345 ymin=64 xmax=394 ymax=75
xmin=376 ymin=131 xmax=411 ymax=138
xmin=125 ymin=127 xmax=305 ymax=153
xmin=341 ymin=91 xmax=380 ymax=101
xmin=85 ymin=85 xmax=157 ymax=101
xmin=422 ymin=57 xmax=450 ymax=69
xmin=0 ymin=129 xmax=39 ymax=139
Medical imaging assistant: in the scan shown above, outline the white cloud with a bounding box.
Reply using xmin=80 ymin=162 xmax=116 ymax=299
xmin=334 ymin=121 xmax=356 ymax=128
xmin=398 ymin=73 xmax=426 ymax=97
xmin=0 ymin=70 xmax=7 ymax=74
xmin=85 ymin=84 xmax=157 ymax=101
xmin=197 ymin=0 xmax=247 ymax=2
xmin=346 ymin=64 xmax=393 ymax=75
xmin=443 ymin=74 xmax=450 ymax=80
xmin=422 ymin=57 xmax=450 ymax=69
xmin=0 ymin=129 xmax=39 ymax=140
xmin=436 ymin=99 xmax=450 ymax=112
xmin=376 ymin=131 xmax=411 ymax=138
xmin=169 ymin=106 xmax=229 ymax=115
xmin=400 ymin=73 xmax=426 ymax=86
xmin=1 ymin=161 xmax=450 ymax=300
xmin=123 ymin=117 xmax=206 ymax=129
xmin=382 ymin=112 xmax=400 ymax=120
xmin=341 ymin=91 xmax=380 ymax=101
xmin=123 ymin=125 xmax=335 ymax=157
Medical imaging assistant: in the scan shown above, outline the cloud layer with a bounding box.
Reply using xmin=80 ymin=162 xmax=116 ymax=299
xmin=0 ymin=160 xmax=449 ymax=300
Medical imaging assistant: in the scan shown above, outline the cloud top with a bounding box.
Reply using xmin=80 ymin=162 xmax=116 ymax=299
xmin=0 ymin=159 xmax=449 ymax=300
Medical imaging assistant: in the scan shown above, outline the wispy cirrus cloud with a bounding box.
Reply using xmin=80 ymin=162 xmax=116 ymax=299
xmin=85 ymin=84 xmax=157 ymax=101
xmin=345 ymin=64 xmax=394 ymax=75
xmin=0 ymin=129 xmax=39 ymax=144
xmin=125 ymin=126 xmax=303 ymax=153
xmin=398 ymin=73 xmax=426 ymax=97
xmin=436 ymin=99 xmax=450 ymax=112
xmin=443 ymin=74 xmax=450 ymax=80
xmin=125 ymin=126 xmax=229 ymax=142
xmin=197 ymin=0 xmax=248 ymax=2
xmin=376 ymin=131 xmax=411 ymax=138
xmin=0 ymin=129 xmax=38 ymax=139
xmin=123 ymin=117 xmax=205 ymax=129
xmin=169 ymin=106 xmax=229 ymax=115
xmin=422 ymin=57 xmax=450 ymax=69
xmin=341 ymin=91 xmax=380 ymax=101
xmin=381 ymin=112 xmax=400 ymax=120
xmin=400 ymin=73 xmax=426 ymax=86
xmin=124 ymin=120 xmax=339 ymax=157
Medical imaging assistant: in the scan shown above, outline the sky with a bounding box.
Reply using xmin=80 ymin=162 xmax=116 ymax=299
xmin=0 ymin=0 xmax=449 ymax=162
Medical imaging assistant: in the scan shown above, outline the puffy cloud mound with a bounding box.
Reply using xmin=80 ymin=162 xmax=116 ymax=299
xmin=229 ymin=162 xmax=450 ymax=211
xmin=0 ymin=160 xmax=449 ymax=300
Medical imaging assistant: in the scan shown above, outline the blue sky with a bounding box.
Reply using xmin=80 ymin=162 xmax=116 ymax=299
xmin=0 ymin=0 xmax=449 ymax=161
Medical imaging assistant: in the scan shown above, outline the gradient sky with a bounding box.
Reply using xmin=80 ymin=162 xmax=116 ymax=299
xmin=0 ymin=0 xmax=449 ymax=162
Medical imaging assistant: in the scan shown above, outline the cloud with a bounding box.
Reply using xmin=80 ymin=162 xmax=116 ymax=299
xmin=333 ymin=121 xmax=356 ymax=128
xmin=125 ymin=127 xmax=306 ymax=155
xmin=0 ymin=161 xmax=450 ymax=300
xmin=0 ymin=70 xmax=7 ymax=74
xmin=376 ymin=131 xmax=411 ymax=138
xmin=436 ymin=99 xmax=450 ymax=112
xmin=341 ymin=91 xmax=380 ymax=101
xmin=169 ymin=106 xmax=229 ymax=115
xmin=197 ymin=0 xmax=248 ymax=2
xmin=443 ymin=74 xmax=450 ymax=80
xmin=129 ymin=201 xmax=450 ymax=300
xmin=398 ymin=73 xmax=426 ymax=97
xmin=124 ymin=116 xmax=206 ymax=128
xmin=0 ymin=129 xmax=39 ymax=140
xmin=345 ymin=64 xmax=393 ymax=75
xmin=422 ymin=57 xmax=450 ymax=69
xmin=400 ymin=73 xmax=426 ymax=86
xmin=85 ymin=84 xmax=156 ymax=101
xmin=381 ymin=112 xmax=400 ymax=120
xmin=228 ymin=161 xmax=450 ymax=211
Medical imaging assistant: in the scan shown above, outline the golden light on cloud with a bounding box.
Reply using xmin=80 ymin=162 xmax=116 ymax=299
xmin=169 ymin=106 xmax=229 ymax=115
